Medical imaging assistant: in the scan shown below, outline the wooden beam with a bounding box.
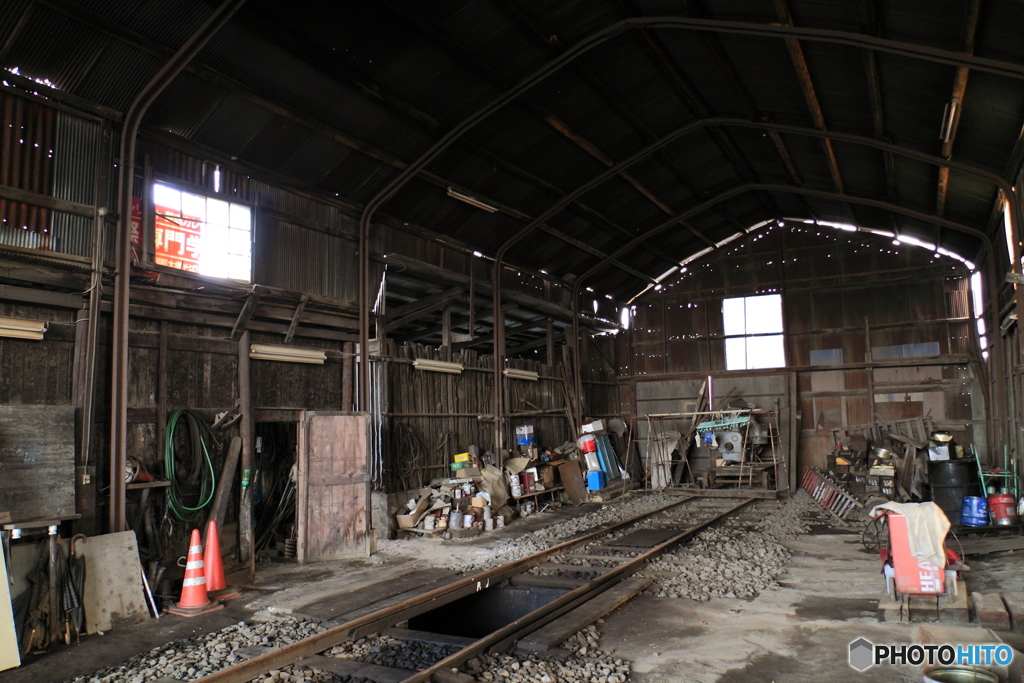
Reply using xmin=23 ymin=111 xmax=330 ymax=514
xmin=383 ymin=296 xmax=454 ymax=334
xmin=452 ymin=319 xmax=540 ymax=351
xmin=230 ymin=286 xmax=264 ymax=341
xmin=509 ymin=330 xmax=566 ymax=357
xmin=397 ymin=302 xmax=518 ymax=344
xmin=936 ymin=0 xmax=982 ymax=217
xmin=774 ymin=0 xmax=845 ymax=195
xmin=283 ymin=293 xmax=308 ymax=344
xmin=380 ymin=253 xmax=620 ymax=330
xmin=384 ymin=286 xmax=461 ymax=323
xmin=0 ymin=283 xmax=84 ymax=309
xmin=0 ymin=182 xmax=95 ymax=218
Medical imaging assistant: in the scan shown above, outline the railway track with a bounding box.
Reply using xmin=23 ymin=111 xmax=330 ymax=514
xmin=187 ymin=495 xmax=758 ymax=683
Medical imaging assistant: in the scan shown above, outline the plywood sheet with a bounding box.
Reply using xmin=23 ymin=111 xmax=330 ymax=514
xmin=0 ymin=404 xmax=75 ymax=523
xmin=76 ymin=531 xmax=149 ymax=634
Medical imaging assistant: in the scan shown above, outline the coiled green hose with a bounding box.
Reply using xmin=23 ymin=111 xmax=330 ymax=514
xmin=164 ymin=408 xmax=218 ymax=522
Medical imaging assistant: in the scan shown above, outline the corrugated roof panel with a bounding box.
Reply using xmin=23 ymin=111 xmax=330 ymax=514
xmin=191 ymin=94 xmax=274 ymax=156
xmin=73 ymin=40 xmax=161 ymax=112
xmin=1 ymin=4 xmax=109 ymax=93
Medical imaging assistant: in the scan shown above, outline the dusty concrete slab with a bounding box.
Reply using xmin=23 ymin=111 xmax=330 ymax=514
xmin=599 ymin=533 xmax=922 ymax=682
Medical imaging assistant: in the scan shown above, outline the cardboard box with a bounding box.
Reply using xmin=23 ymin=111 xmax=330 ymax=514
xmin=454 ymin=452 xmax=471 ymax=463
xmin=539 ymin=465 xmax=557 ymax=488
xmin=396 ymin=494 xmax=432 ymax=529
xmin=581 ymin=420 xmax=605 ymax=433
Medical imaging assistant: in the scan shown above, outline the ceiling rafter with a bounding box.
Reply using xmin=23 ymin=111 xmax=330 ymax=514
xmin=935 ymin=0 xmax=982 ymax=218
xmin=197 ymin=0 xmax=678 ymax=273
xmin=861 ymin=0 xmax=899 ymax=232
xmin=33 ymin=0 xmax=655 ymax=286
xmin=375 ymin=0 xmax=725 ymax=253
xmin=772 ymin=0 xmax=863 ymax=229
xmin=611 ymin=0 xmax=786 ymax=224
xmin=498 ymin=0 xmax=748 ymax=237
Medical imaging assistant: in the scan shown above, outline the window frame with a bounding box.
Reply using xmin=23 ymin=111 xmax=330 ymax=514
xmin=721 ymin=293 xmax=787 ymax=371
xmin=135 ymin=175 xmax=255 ymax=285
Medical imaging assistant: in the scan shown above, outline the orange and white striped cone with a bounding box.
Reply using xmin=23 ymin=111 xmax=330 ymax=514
xmin=165 ymin=528 xmax=224 ymax=617
xmin=204 ymin=520 xmax=240 ymax=600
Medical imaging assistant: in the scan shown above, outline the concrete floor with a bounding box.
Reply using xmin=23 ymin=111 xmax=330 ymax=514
xmin=600 ymin=530 xmax=923 ymax=682
xmin=6 ymin=498 xmax=1021 ymax=683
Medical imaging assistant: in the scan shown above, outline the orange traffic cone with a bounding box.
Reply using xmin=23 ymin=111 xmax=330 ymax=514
xmin=165 ymin=529 xmax=224 ymax=617
xmin=203 ymin=520 xmax=239 ymax=600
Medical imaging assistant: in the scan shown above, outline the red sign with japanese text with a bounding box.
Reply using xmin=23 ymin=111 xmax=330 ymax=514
xmin=154 ymin=205 xmax=202 ymax=273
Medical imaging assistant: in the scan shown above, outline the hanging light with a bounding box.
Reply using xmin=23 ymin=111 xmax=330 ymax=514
xmin=413 ymin=358 xmax=464 ymax=374
xmin=446 ymin=186 xmax=498 ymax=213
xmin=0 ymin=316 xmax=47 ymax=340
xmin=250 ymin=344 xmax=326 ymax=364
xmin=503 ymin=368 xmax=539 ymax=381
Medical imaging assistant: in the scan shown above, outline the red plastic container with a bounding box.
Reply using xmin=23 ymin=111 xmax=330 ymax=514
xmin=988 ymin=494 xmax=1017 ymax=526
xmin=579 ymin=435 xmax=597 ymax=453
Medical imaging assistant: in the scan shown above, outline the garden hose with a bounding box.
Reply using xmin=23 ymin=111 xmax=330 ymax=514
xmin=164 ymin=409 xmax=218 ymax=522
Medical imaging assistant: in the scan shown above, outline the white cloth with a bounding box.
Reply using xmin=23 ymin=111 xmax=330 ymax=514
xmin=647 ymin=431 xmax=679 ymax=491
xmin=872 ymin=501 xmax=950 ymax=569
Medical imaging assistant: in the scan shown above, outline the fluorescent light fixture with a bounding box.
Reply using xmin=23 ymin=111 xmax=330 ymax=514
xmin=0 ymin=316 xmax=47 ymax=340
xmin=413 ymin=358 xmax=464 ymax=374
xmin=503 ymin=368 xmax=539 ymax=381
xmin=446 ymin=186 xmax=497 ymax=213
xmin=250 ymin=344 xmax=326 ymax=364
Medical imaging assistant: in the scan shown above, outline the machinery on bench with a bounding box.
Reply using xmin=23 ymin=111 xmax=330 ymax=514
xmin=698 ymin=410 xmax=779 ymax=490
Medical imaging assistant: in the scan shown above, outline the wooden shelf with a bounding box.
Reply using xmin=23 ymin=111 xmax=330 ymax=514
xmin=127 ymin=480 xmax=171 ymax=490
xmin=513 ymin=485 xmax=563 ymax=500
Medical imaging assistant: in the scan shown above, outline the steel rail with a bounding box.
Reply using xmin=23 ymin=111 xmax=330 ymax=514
xmin=194 ymin=494 xmax=712 ymax=683
xmin=403 ymin=497 xmax=756 ymax=683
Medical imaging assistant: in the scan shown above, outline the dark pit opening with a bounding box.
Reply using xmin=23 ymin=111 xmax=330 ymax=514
xmin=407 ymin=584 xmax=569 ymax=638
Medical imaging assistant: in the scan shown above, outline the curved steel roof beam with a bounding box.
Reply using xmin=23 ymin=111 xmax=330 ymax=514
xmin=357 ymin=14 xmax=1024 ymax=408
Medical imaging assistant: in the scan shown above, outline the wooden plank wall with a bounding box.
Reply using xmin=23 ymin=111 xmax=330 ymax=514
xmin=616 ymin=224 xmax=987 ymax=473
xmin=380 ymin=339 xmax=616 ymax=492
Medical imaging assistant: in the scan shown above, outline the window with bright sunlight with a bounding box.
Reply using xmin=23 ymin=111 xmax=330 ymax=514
xmin=722 ymin=294 xmax=786 ymax=370
xmin=151 ymin=183 xmax=252 ymax=281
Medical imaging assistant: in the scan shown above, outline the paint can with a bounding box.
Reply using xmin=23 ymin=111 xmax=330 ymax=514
xmin=450 ymin=510 xmax=464 ymax=529
xmin=988 ymin=493 xmax=1017 ymax=526
xmin=484 ymin=518 xmax=494 ymax=531
xmin=436 ymin=515 xmax=448 ymax=530
xmin=496 ymin=515 xmax=505 ymax=528
xmin=960 ymin=496 xmax=989 ymax=527
xmin=423 ymin=515 xmax=435 ymax=531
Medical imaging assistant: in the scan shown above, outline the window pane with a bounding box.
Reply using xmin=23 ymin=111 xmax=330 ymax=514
xmin=745 ymin=294 xmax=783 ymax=334
xmin=229 ymin=228 xmax=250 ymax=257
xmin=228 ymin=254 xmax=251 ymax=281
xmin=722 ymin=297 xmax=746 ymax=336
xmin=746 ymin=334 xmax=786 ymax=369
xmin=152 ymin=182 xmax=252 ymax=282
xmin=207 ymin=198 xmax=230 ymax=227
xmin=725 ymin=337 xmax=747 ymax=370
xmin=180 ymin=191 xmax=206 ymax=223
xmin=153 ymin=184 xmax=181 ymax=216
xmin=230 ymin=204 xmax=251 ymax=231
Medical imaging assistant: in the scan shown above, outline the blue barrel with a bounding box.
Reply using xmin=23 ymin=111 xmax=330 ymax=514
xmin=960 ymin=496 xmax=989 ymax=527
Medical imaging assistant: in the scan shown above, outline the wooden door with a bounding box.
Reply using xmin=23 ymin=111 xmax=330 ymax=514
xmin=296 ymin=412 xmax=370 ymax=562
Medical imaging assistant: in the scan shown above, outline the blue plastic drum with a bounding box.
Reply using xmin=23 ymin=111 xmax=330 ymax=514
xmin=960 ymin=496 xmax=989 ymax=527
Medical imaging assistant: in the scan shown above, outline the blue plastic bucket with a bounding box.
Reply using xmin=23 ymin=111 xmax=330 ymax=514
xmin=960 ymin=496 xmax=989 ymax=527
